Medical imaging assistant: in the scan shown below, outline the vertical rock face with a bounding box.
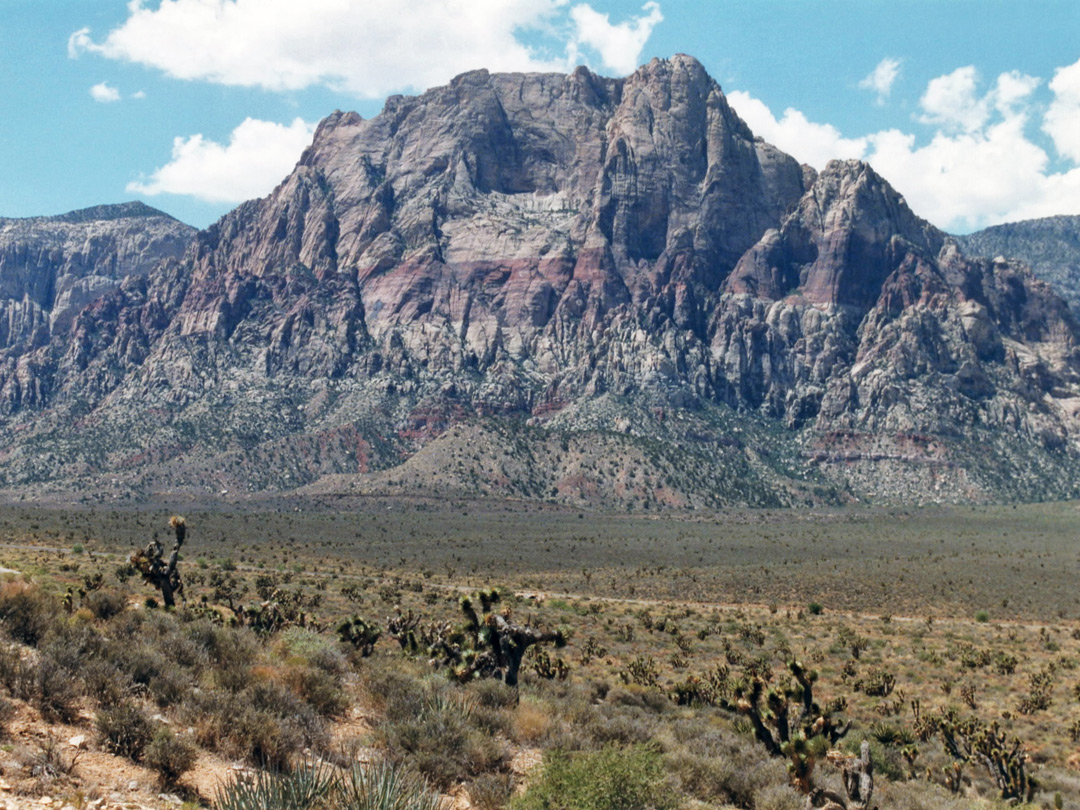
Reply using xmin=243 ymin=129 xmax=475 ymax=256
xmin=2 ymin=56 xmax=1079 ymax=505
xmin=0 ymin=202 xmax=194 ymax=412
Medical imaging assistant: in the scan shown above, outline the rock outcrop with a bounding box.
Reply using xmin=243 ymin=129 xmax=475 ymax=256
xmin=1 ymin=56 xmax=1079 ymax=506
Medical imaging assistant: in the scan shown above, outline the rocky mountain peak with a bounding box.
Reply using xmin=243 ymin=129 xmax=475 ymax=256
xmin=727 ymin=158 xmax=944 ymax=307
xmin=0 ymin=59 xmax=1078 ymax=507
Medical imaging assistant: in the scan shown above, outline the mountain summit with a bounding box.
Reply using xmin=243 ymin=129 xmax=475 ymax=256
xmin=2 ymin=56 xmax=1078 ymax=506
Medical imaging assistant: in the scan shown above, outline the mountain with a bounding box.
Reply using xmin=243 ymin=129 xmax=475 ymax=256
xmin=2 ymin=55 xmax=1079 ymax=507
xmin=956 ymin=216 xmax=1080 ymax=314
xmin=0 ymin=202 xmax=195 ymax=413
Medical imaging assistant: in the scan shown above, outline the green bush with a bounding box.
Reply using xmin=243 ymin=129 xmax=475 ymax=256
xmin=975 ymin=610 xmax=990 ymax=623
xmin=512 ymin=744 xmax=671 ymax=810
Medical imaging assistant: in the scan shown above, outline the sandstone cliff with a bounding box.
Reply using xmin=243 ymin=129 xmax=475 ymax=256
xmin=2 ymin=57 xmax=1079 ymax=507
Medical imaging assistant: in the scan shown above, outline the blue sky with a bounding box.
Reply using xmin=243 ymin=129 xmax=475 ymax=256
xmin=1 ymin=0 xmax=1078 ymax=233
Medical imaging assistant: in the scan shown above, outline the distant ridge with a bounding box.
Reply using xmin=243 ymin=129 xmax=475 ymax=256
xmin=0 ymin=200 xmax=184 ymax=226
xmin=956 ymin=215 xmax=1080 ymax=314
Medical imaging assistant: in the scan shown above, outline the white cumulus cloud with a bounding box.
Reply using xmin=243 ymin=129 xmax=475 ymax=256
xmin=69 ymin=0 xmax=663 ymax=98
xmin=90 ymin=82 xmax=121 ymax=103
xmin=918 ymin=66 xmax=988 ymax=132
xmin=727 ymin=90 xmax=868 ymax=168
xmin=569 ymin=2 xmax=663 ymax=76
xmin=127 ymin=117 xmax=316 ymax=204
xmin=859 ymin=57 xmax=901 ymax=105
xmin=728 ymin=60 xmax=1080 ymax=233
xmin=1044 ymin=57 xmax=1080 ymax=163
xmin=993 ymin=70 xmax=1040 ymax=115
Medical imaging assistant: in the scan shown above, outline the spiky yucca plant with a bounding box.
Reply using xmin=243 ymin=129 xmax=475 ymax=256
xmin=213 ymin=759 xmax=336 ymax=810
xmin=338 ymin=760 xmax=442 ymax=810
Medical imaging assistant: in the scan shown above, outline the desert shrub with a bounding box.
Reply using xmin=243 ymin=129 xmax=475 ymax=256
xmin=471 ymin=703 xmax=515 ymax=738
xmin=34 ymin=654 xmax=81 ymax=723
xmin=249 ymin=679 xmax=327 ymax=738
xmin=156 ymin=625 xmax=210 ymax=673
xmin=468 ymin=773 xmax=517 ymax=810
xmin=97 ymin=701 xmax=154 ymax=761
xmin=364 ymin=662 xmax=428 ymax=720
xmin=0 ymin=693 xmax=14 ymax=735
xmin=512 ymin=743 xmax=671 ymax=810
xmin=513 ymin=697 xmax=554 ymax=744
xmin=145 ymin=727 xmax=198 ymax=787
xmin=215 ymin=758 xmax=336 ymax=810
xmin=285 ymin=665 xmax=348 ymax=719
xmin=277 ymin=627 xmax=347 ymax=676
xmin=470 ymin=677 xmax=521 ymax=710
xmin=466 ymin=678 xmax=518 ymax=735
xmin=112 ymin=641 xmax=169 ymax=689
xmin=186 ymin=682 xmax=327 ymax=769
xmin=668 ymin=724 xmax=787 ymax=808
xmin=149 ymin=669 xmax=192 ymax=708
xmin=21 ymin=732 xmax=81 ymax=787
xmin=82 ymin=658 xmax=130 ymax=705
xmin=844 ymin=733 xmax=905 ymax=782
xmin=338 ymin=760 xmax=442 ymax=810
xmin=376 ymin=688 xmax=506 ymax=790
xmin=41 ymin=621 xmax=107 ymax=670
xmin=236 ymin=712 xmax=306 ymax=769
xmin=0 ymin=648 xmax=35 ymax=701
xmin=0 ymin=583 xmax=60 ymax=646
xmin=753 ymin=782 xmax=804 ymax=810
xmin=183 ymin=619 xmax=258 ymax=691
xmin=573 ymin=704 xmax=661 ymax=748
xmin=604 ymin=685 xmax=670 ymax=714
xmin=193 ymin=695 xmax=303 ymax=770
xmin=0 ymin=642 xmax=24 ymax=693
xmin=83 ymin=588 xmax=127 ymax=620
xmin=874 ymin=777 xmax=996 ymax=810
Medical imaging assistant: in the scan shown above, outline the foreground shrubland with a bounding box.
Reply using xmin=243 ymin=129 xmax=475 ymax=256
xmin=0 ymin=507 xmax=1078 ymax=810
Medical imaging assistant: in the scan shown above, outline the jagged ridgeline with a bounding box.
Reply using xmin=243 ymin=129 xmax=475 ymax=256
xmin=1 ymin=55 xmax=1079 ymax=505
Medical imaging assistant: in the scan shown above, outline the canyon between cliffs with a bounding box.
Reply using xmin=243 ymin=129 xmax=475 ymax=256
xmin=2 ymin=55 xmax=1079 ymax=508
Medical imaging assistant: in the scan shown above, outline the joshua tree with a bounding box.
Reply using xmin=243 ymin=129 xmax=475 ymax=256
xmin=807 ymin=742 xmax=875 ymax=810
xmin=131 ymin=516 xmax=186 ymax=608
xmin=925 ymin=709 xmax=1036 ymax=803
xmin=429 ymin=589 xmax=567 ymax=687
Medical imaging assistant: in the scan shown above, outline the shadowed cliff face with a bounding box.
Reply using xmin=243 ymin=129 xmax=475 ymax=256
xmin=1 ymin=56 xmax=1079 ymax=506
